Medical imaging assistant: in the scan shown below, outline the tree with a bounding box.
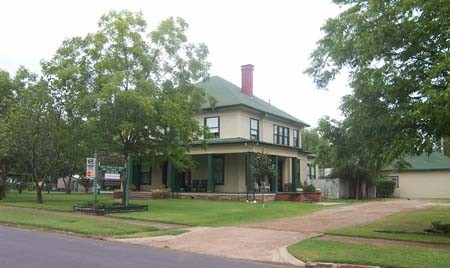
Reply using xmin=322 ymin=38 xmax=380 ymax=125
xmin=251 ymin=152 xmax=276 ymax=185
xmin=250 ymin=151 xmax=276 ymax=205
xmin=306 ymin=0 xmax=450 ymax=163
xmin=317 ymin=118 xmax=378 ymax=199
xmin=0 ymin=70 xmax=14 ymax=199
xmin=42 ymin=11 xmax=210 ymax=203
xmin=2 ymin=68 xmax=62 ymax=203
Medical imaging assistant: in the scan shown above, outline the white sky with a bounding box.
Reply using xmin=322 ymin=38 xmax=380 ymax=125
xmin=0 ymin=0 xmax=352 ymax=127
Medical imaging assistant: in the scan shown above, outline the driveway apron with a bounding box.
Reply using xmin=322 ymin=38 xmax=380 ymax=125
xmin=114 ymin=199 xmax=427 ymax=266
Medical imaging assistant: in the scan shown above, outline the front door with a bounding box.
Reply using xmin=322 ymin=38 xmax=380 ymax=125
xmin=278 ymin=159 xmax=284 ymax=191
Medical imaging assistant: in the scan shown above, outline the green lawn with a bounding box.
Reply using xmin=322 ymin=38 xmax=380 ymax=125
xmin=0 ymin=209 xmax=157 ymax=236
xmin=288 ymin=239 xmax=450 ymax=268
xmin=1 ymin=192 xmax=331 ymax=227
xmin=0 ymin=192 xmax=114 ymax=211
xmin=329 ymin=206 xmax=450 ymax=245
xmin=112 ymin=198 xmax=328 ymax=226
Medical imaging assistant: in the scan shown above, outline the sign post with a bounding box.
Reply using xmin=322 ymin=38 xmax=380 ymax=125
xmin=86 ymin=156 xmax=97 ymax=203
xmin=126 ymin=156 xmax=132 ymax=206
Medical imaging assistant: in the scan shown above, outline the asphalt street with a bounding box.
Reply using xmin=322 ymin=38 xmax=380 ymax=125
xmin=0 ymin=225 xmax=278 ymax=268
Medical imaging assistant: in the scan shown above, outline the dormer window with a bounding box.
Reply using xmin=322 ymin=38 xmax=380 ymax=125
xmin=204 ymin=116 xmax=220 ymax=138
xmin=250 ymin=118 xmax=259 ymax=140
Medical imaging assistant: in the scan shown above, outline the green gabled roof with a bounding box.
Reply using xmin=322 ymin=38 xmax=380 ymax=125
xmin=197 ymin=76 xmax=309 ymax=126
xmin=384 ymin=152 xmax=450 ymax=171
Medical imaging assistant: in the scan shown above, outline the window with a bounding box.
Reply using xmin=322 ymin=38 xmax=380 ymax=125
xmin=293 ymin=129 xmax=299 ymax=147
xmin=213 ymin=155 xmax=224 ymax=185
xmin=141 ymin=166 xmax=152 ymax=185
xmin=204 ymin=116 xmax=220 ymax=138
xmin=307 ymin=164 xmax=316 ymax=179
xmin=273 ymin=125 xmax=290 ymax=146
xmin=385 ymin=176 xmax=399 ymax=188
xmin=250 ymin=118 xmax=259 ymax=140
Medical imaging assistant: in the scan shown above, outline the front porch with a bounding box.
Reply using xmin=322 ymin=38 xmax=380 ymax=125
xmin=133 ymin=150 xmax=304 ymax=195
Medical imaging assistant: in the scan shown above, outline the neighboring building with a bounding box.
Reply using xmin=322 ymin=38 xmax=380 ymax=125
xmin=383 ymin=152 xmax=450 ymax=199
xmin=133 ymin=65 xmax=314 ymax=194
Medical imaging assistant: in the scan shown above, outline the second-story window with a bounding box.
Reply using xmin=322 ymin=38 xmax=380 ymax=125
xmin=204 ymin=116 xmax=220 ymax=138
xmin=293 ymin=129 xmax=299 ymax=147
xmin=250 ymin=118 xmax=259 ymax=140
xmin=273 ymin=125 xmax=290 ymax=146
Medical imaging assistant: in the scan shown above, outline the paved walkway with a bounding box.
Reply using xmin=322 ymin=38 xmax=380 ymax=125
xmin=114 ymin=199 xmax=427 ymax=266
xmin=0 ymin=206 xmax=187 ymax=230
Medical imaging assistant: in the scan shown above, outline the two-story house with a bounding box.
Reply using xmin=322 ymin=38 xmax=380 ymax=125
xmin=135 ymin=65 xmax=314 ymax=196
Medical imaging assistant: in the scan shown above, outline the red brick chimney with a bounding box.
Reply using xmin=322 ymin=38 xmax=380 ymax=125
xmin=241 ymin=64 xmax=254 ymax=96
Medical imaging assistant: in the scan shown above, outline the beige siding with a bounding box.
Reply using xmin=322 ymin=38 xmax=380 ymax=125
xmin=389 ymin=171 xmax=450 ymax=199
xmin=196 ymin=107 xmax=305 ymax=147
xmin=191 ymin=154 xmax=246 ymax=192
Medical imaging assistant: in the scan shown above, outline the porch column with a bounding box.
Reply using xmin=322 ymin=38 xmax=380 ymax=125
xmin=271 ymin=155 xmax=278 ymax=193
xmin=291 ymin=157 xmax=298 ymax=191
xmin=246 ymin=152 xmax=255 ymax=192
xmin=207 ymin=154 xmax=215 ymax=192
xmin=167 ymin=161 xmax=174 ymax=192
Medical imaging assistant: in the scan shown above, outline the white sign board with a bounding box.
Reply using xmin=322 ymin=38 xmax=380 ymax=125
xmin=105 ymin=173 xmax=121 ymax=180
xmin=86 ymin=158 xmax=96 ymax=178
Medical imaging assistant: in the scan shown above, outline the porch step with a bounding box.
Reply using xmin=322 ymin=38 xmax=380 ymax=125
xmin=130 ymin=192 xmax=153 ymax=199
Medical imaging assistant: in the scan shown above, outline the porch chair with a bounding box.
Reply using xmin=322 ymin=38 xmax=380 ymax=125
xmin=261 ymin=181 xmax=270 ymax=192
xmin=254 ymin=182 xmax=260 ymax=193
xmin=191 ymin=180 xmax=199 ymax=192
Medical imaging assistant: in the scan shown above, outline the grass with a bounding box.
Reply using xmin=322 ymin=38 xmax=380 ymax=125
xmin=113 ymin=229 xmax=188 ymax=239
xmin=1 ymin=192 xmax=332 ymax=227
xmin=288 ymin=239 xmax=450 ymax=268
xmin=0 ymin=209 xmax=157 ymax=236
xmin=0 ymin=192 xmax=114 ymax=211
xmin=112 ymin=198 xmax=328 ymax=226
xmin=329 ymin=206 xmax=450 ymax=245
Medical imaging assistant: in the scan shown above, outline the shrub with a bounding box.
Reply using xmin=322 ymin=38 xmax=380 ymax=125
xmin=303 ymin=184 xmax=316 ymax=193
xmin=376 ymin=179 xmax=396 ymax=197
xmin=431 ymin=221 xmax=450 ymax=234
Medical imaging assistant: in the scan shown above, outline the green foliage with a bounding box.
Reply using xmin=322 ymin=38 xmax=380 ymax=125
xmin=250 ymin=152 xmax=276 ymax=183
xmin=431 ymin=221 xmax=450 ymax=234
xmin=376 ymin=179 xmax=396 ymax=198
xmin=303 ymin=184 xmax=317 ymax=193
xmin=42 ymin=10 xmax=210 ymax=173
xmin=306 ymin=0 xmax=450 ymax=166
xmin=317 ymin=118 xmax=378 ymax=199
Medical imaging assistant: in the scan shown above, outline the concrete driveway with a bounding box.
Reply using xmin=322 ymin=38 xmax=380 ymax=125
xmin=115 ymin=199 xmax=426 ymax=266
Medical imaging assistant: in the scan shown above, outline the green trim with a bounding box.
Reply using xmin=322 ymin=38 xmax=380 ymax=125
xmin=213 ymin=155 xmax=225 ymax=185
xmin=246 ymin=152 xmax=255 ymax=192
xmin=207 ymin=154 xmax=215 ymax=192
xmin=272 ymin=155 xmax=279 ymax=193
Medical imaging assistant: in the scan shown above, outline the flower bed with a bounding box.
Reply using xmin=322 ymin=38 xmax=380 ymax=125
xmin=275 ymin=192 xmax=304 ymax=202
xmin=73 ymin=203 xmax=148 ymax=215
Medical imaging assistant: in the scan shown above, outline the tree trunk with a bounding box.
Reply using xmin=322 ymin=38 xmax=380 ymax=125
xmin=0 ymin=163 xmax=8 ymax=200
xmin=355 ymin=178 xmax=360 ymax=200
xmin=35 ymin=181 xmax=43 ymax=204
xmin=63 ymin=176 xmax=72 ymax=194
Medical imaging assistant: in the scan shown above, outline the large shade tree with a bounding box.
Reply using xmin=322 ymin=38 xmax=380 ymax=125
xmin=2 ymin=68 xmax=64 ymax=203
xmin=42 ymin=11 xmax=211 ymax=202
xmin=306 ymin=0 xmax=450 ymax=164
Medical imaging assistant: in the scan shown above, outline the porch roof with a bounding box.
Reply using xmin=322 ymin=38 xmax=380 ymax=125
xmin=190 ymin=137 xmax=313 ymax=154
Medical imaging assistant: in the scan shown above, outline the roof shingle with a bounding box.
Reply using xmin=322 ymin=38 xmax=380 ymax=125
xmin=197 ymin=76 xmax=309 ymax=126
